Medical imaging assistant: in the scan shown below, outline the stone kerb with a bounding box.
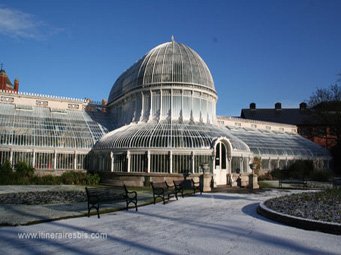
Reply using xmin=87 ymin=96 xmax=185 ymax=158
xmin=257 ymin=201 xmax=341 ymax=235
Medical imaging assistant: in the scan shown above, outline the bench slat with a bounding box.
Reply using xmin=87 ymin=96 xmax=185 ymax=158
xmin=85 ymin=185 xmax=138 ymax=218
xmin=151 ymin=182 xmax=178 ymax=204
xmin=173 ymin=179 xmax=202 ymax=198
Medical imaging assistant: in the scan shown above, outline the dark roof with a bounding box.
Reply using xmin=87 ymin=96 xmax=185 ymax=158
xmin=240 ymin=108 xmax=319 ymax=125
xmin=313 ymin=101 xmax=341 ymax=112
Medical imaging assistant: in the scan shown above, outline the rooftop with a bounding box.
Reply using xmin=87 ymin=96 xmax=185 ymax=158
xmin=108 ymin=39 xmax=215 ymax=104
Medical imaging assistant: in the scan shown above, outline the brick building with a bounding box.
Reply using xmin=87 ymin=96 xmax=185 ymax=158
xmin=241 ymin=102 xmax=338 ymax=149
xmin=0 ymin=67 xmax=19 ymax=92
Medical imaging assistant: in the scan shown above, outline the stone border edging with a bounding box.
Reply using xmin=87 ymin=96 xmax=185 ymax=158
xmin=257 ymin=201 xmax=341 ymax=235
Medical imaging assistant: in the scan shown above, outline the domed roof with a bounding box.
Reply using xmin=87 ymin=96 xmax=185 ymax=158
xmin=94 ymin=121 xmax=249 ymax=152
xmin=108 ymin=39 xmax=215 ymax=104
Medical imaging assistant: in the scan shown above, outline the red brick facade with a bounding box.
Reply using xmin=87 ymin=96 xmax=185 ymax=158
xmin=0 ymin=69 xmax=19 ymax=92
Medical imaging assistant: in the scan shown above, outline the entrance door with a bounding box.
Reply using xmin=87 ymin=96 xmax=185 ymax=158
xmin=213 ymin=141 xmax=228 ymax=185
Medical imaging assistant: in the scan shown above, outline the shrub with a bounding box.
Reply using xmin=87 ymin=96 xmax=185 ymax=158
xmin=86 ymin=173 xmax=100 ymax=185
xmin=258 ymin=171 xmax=273 ymax=181
xmin=269 ymin=161 xmax=331 ymax=181
xmin=33 ymin=175 xmax=61 ymax=185
xmin=15 ymin=161 xmax=34 ymax=178
xmin=0 ymin=160 xmax=13 ymax=175
xmin=60 ymin=171 xmax=87 ymax=185
xmin=0 ymin=165 xmax=98 ymax=185
xmin=0 ymin=160 xmax=14 ymax=184
xmin=270 ymin=168 xmax=282 ymax=180
xmin=10 ymin=173 xmax=31 ymax=185
xmin=287 ymin=160 xmax=313 ymax=179
xmin=310 ymin=169 xmax=333 ymax=182
xmin=0 ymin=173 xmax=13 ymax=185
xmin=60 ymin=171 xmax=100 ymax=185
xmin=278 ymin=160 xmax=314 ymax=179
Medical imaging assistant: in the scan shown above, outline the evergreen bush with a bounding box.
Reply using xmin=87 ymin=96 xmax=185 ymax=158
xmin=0 ymin=160 xmax=100 ymax=185
xmin=15 ymin=161 xmax=34 ymax=178
xmin=0 ymin=160 xmax=13 ymax=175
xmin=60 ymin=171 xmax=87 ymax=185
xmin=86 ymin=173 xmax=100 ymax=185
xmin=310 ymin=169 xmax=333 ymax=182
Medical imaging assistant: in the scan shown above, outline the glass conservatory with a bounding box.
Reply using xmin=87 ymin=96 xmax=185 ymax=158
xmin=0 ymin=97 xmax=107 ymax=171
xmin=89 ymin=121 xmax=252 ymax=174
xmin=225 ymin=124 xmax=330 ymax=171
xmin=0 ymin=39 xmax=331 ymax=185
xmin=88 ymin=38 xmax=331 ymax=186
xmin=88 ymin=39 xmax=254 ymax=185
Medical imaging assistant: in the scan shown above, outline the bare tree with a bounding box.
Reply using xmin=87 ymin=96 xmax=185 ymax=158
xmin=307 ymin=76 xmax=341 ymax=175
xmin=308 ymin=83 xmax=341 ymax=107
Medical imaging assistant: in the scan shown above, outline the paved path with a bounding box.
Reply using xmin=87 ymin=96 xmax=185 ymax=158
xmin=0 ymin=190 xmax=339 ymax=255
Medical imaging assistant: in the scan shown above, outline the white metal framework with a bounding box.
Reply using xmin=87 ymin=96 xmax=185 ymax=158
xmin=107 ymin=40 xmax=217 ymax=128
xmin=90 ymin=39 xmax=330 ymax=186
xmin=0 ymin=101 xmax=107 ymax=170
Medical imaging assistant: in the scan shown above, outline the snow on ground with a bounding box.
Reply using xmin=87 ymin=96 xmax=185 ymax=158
xmin=0 ymin=190 xmax=339 ymax=255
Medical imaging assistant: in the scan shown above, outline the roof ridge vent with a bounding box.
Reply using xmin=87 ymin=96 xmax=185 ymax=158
xmin=299 ymin=102 xmax=307 ymax=111
xmin=275 ymin=102 xmax=282 ymax=111
xmin=250 ymin=102 xmax=256 ymax=110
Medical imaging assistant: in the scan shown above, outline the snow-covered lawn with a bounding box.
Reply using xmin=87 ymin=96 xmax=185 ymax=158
xmin=0 ymin=190 xmax=339 ymax=255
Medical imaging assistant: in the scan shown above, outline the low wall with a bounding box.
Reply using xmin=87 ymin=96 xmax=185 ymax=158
xmin=97 ymin=172 xmax=213 ymax=191
xmin=34 ymin=169 xmax=87 ymax=176
xmin=228 ymin=173 xmax=250 ymax=187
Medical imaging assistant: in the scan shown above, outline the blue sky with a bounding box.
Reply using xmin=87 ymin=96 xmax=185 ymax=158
xmin=0 ymin=0 xmax=340 ymax=116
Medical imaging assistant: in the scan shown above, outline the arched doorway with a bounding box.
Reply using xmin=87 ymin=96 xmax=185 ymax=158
xmin=215 ymin=142 xmax=227 ymax=170
xmin=213 ymin=138 xmax=232 ymax=186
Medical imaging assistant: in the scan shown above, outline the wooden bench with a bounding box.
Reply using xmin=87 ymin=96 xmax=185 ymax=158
xmin=332 ymin=177 xmax=341 ymax=188
xmin=85 ymin=185 xmax=138 ymax=218
xmin=173 ymin=179 xmax=202 ymax=198
xmin=151 ymin=182 xmax=178 ymax=204
xmin=279 ymin=179 xmax=308 ymax=188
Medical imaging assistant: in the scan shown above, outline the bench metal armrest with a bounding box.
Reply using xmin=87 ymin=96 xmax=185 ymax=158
xmin=126 ymin=191 xmax=137 ymax=199
xmin=165 ymin=182 xmax=175 ymax=191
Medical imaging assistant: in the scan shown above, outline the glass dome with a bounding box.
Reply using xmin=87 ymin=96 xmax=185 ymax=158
xmin=108 ymin=39 xmax=216 ymax=104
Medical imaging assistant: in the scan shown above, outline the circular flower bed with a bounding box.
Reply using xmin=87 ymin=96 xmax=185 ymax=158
xmin=265 ymin=189 xmax=341 ymax=224
xmin=0 ymin=191 xmax=87 ymax=205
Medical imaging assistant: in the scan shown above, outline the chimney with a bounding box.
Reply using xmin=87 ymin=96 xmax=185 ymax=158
xmin=101 ymin=99 xmax=107 ymax=112
xmin=299 ymin=102 xmax=307 ymax=111
xmin=249 ymin=102 xmax=256 ymax=110
xmin=14 ymin=79 xmax=19 ymax=92
xmin=275 ymin=102 xmax=282 ymax=110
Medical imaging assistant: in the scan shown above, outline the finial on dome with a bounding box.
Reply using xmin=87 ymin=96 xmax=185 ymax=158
xmin=171 ymin=35 xmax=175 ymax=42
xmin=0 ymin=63 xmax=3 ymax=71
